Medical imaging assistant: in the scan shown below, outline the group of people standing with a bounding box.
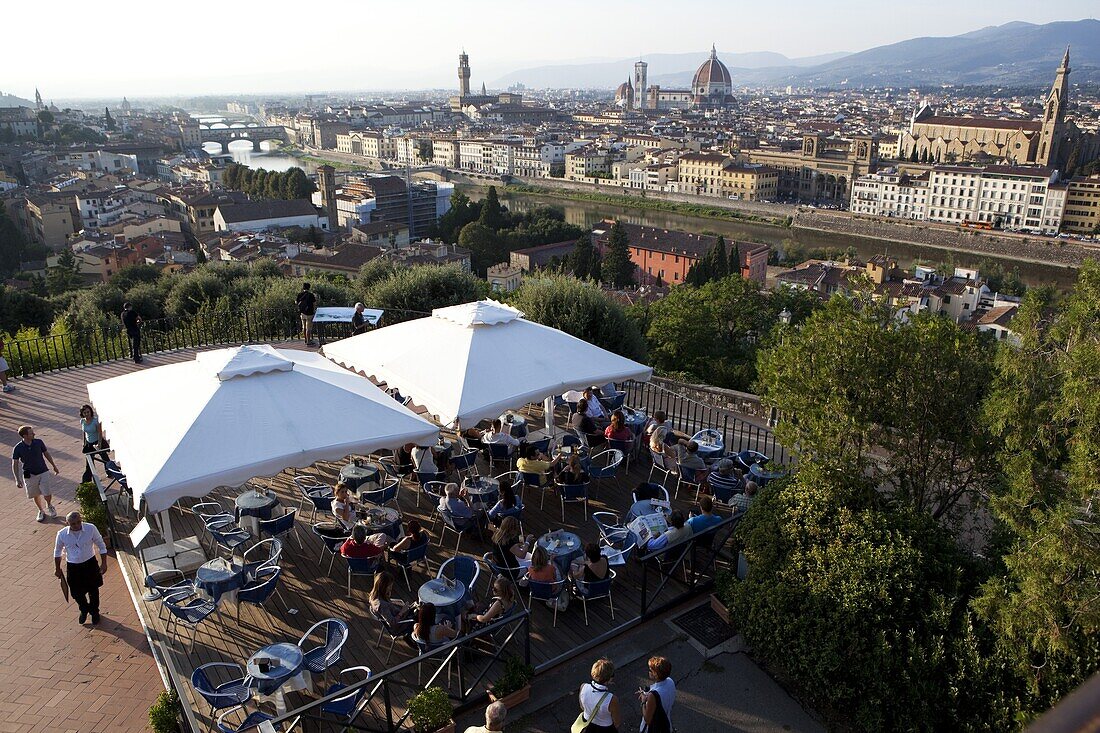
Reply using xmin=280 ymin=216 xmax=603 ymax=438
xmin=578 ymin=656 xmax=676 ymax=733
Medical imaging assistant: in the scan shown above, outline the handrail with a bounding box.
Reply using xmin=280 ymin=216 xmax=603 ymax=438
xmin=263 ymin=607 xmax=531 ymax=732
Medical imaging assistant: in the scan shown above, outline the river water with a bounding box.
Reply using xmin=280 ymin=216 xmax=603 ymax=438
xmin=201 ymin=141 xmax=307 ymax=173
xmin=463 ymin=186 xmax=1079 ymax=289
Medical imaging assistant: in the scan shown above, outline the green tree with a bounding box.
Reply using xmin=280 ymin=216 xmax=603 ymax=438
xmin=104 ymin=107 xmax=115 ymax=131
xmin=458 ymin=222 xmax=506 ymax=276
xmin=0 ymin=286 xmax=53 ymax=334
xmin=601 ymin=220 xmax=636 ymax=288
xmin=433 ymin=191 xmax=480 ymax=243
xmin=362 ymin=264 xmax=486 ymax=323
xmin=46 ymin=249 xmax=82 ymax=296
xmin=109 ymin=264 xmax=162 ymax=292
xmin=477 ymin=186 xmax=506 ymax=231
xmin=37 ymin=110 xmax=54 ymax=125
xmin=977 ymin=263 xmax=1100 ymax=708
xmin=570 ymin=234 xmax=594 ymax=279
xmin=708 ymin=235 xmax=729 ymax=280
xmin=508 ymin=274 xmax=646 ymax=362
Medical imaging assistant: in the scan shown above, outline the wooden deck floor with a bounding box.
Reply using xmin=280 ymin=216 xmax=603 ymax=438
xmin=17 ymin=343 xmax=746 ymax=729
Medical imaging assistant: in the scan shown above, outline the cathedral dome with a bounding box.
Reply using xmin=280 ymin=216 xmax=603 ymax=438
xmin=693 ymin=45 xmax=732 ymax=93
xmin=615 ymin=79 xmax=635 ymax=107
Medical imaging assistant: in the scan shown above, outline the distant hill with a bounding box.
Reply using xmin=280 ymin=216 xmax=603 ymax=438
xmin=492 ymin=19 xmax=1100 ymax=89
xmin=0 ymin=92 xmax=35 ymax=109
xmin=490 ymin=50 xmax=851 ymax=89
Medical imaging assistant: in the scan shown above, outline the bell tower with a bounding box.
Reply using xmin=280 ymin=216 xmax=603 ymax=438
xmin=458 ymin=51 xmax=471 ymax=96
xmin=634 ymin=61 xmax=648 ymax=110
xmin=1037 ymin=48 xmax=1070 ymax=167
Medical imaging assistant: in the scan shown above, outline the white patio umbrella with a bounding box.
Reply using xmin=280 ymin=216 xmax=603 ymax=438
xmin=322 ymin=300 xmax=653 ymax=429
xmin=87 ymin=344 xmax=440 ymax=515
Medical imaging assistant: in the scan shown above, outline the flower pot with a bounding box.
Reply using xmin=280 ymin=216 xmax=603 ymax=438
xmin=431 ymin=722 xmax=455 ymax=733
xmin=489 ymin=684 xmax=531 ymax=709
xmin=710 ymin=593 xmax=731 ymax=625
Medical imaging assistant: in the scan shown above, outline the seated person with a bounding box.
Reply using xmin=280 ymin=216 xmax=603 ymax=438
xmin=643 ymin=410 xmax=673 ymax=442
xmin=526 ymin=545 xmax=561 ymax=584
xmin=644 ymin=510 xmax=693 ymax=552
xmin=557 ymin=454 xmax=590 ymax=485
xmin=438 ymin=482 xmax=474 ymax=521
xmin=369 ymin=570 xmax=413 ymax=628
xmin=570 ymin=400 xmax=605 ymax=446
xmin=412 ymin=443 xmax=444 ymax=475
xmin=648 ymin=425 xmax=676 ymax=461
xmin=481 ymin=419 xmax=520 ymax=455
xmin=730 ymin=480 xmax=758 ymax=514
xmin=704 ymin=458 xmax=743 ymax=496
xmin=515 ymin=442 xmax=559 ymax=486
xmin=390 ymin=519 xmax=429 ymax=553
xmin=466 ymin=577 xmax=516 ymax=629
xmin=491 ymin=516 xmax=533 ymax=574
xmin=633 ymin=481 xmax=665 ymax=502
xmin=674 ymin=439 xmax=707 ymax=473
xmin=332 ymin=482 xmax=357 ymax=529
xmin=413 ymin=602 xmax=457 ymax=645
xmin=341 ymin=524 xmax=384 ymax=559
xmin=687 ymin=496 xmax=724 ymax=533
xmin=583 ymin=386 xmax=609 ymax=422
xmin=571 ymin=542 xmax=610 ymax=592
xmin=488 ymin=482 xmax=524 ymax=526
xmin=604 ymin=410 xmax=633 ymax=443
xmin=395 ymin=442 xmax=417 ymax=474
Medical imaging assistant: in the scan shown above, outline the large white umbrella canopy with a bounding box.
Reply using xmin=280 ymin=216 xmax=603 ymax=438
xmin=323 ymin=300 xmax=653 ymax=427
xmin=87 ymin=345 xmax=440 ymax=514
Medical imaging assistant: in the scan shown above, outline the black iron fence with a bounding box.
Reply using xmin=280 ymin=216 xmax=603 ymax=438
xmin=623 ymin=379 xmax=791 ymax=465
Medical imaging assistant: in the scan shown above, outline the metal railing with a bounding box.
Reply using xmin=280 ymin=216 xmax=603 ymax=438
xmin=623 ymin=379 xmax=791 ymax=465
xmin=2 ymin=305 xmax=431 ymax=379
xmin=264 ymin=609 xmax=532 ymax=732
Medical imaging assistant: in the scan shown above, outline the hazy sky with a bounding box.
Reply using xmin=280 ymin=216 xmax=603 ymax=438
xmin=1 ymin=0 xmax=1096 ymax=99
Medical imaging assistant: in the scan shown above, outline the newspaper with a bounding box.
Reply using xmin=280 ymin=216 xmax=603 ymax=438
xmin=627 ymin=513 xmax=668 ymax=544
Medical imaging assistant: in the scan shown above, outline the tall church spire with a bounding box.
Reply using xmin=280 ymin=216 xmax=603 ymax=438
xmin=1037 ymin=49 xmax=1071 ymax=167
xmin=34 ymin=88 xmax=42 ymax=111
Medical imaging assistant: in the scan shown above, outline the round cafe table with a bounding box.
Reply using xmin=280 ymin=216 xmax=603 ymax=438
xmin=538 ymin=531 xmax=584 ymax=576
xmin=235 ymin=489 xmax=280 ymax=535
xmin=749 ymin=462 xmax=786 ymax=486
xmin=340 ymin=462 xmax=381 ymax=492
xmin=418 ymin=578 xmax=466 ymax=616
xmin=358 ymin=506 xmax=402 ymax=538
xmin=463 ymin=475 xmax=500 ymax=511
xmin=623 ymin=409 xmax=648 ymax=436
xmin=246 ymin=642 xmax=308 ymax=713
xmin=627 ymin=499 xmax=670 ymax=523
xmin=499 ymin=412 xmax=528 ymax=439
xmin=195 ymin=558 xmax=246 ymax=603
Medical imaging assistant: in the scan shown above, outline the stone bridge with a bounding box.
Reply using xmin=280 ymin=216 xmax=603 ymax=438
xmin=199 ymin=124 xmax=288 ymax=151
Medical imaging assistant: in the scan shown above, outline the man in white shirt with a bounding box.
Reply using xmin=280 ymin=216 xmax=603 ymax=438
xmin=54 ymin=511 xmax=108 ymax=625
xmin=481 ymin=420 xmax=520 ymax=454
xmin=584 ymin=387 xmax=608 ymax=421
xmin=463 ymin=701 xmax=507 ymax=733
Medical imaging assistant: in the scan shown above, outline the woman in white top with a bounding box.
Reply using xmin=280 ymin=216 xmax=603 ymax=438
xmin=412 ymin=444 xmax=439 ymax=474
xmin=638 ymin=656 xmax=675 ymax=733
xmin=579 ymin=658 xmax=621 ymax=732
xmin=332 ymin=482 xmax=356 ymax=529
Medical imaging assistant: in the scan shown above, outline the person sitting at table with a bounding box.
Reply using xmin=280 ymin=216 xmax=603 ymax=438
xmin=390 ymin=519 xmax=429 ymax=553
xmin=413 ymin=602 xmax=457 ymax=645
xmin=643 ymin=410 xmax=673 ymax=442
xmin=526 ymin=546 xmax=566 ymax=608
xmin=515 ymin=442 xmax=558 ymax=486
xmin=643 ymin=510 xmax=693 ymax=552
xmin=369 ymin=569 xmax=414 ymax=629
xmin=687 ymin=496 xmax=724 ymax=534
xmin=674 ymin=438 xmax=707 ymax=474
xmin=570 ymin=400 xmax=606 ymax=446
xmin=341 ymin=524 xmax=383 ymax=559
xmin=648 ymin=425 xmax=676 ymax=463
xmin=487 ymin=482 xmax=524 ymax=527
xmin=604 ymin=410 xmax=633 ymax=443
xmin=332 ymin=482 xmax=357 ymax=529
xmin=583 ymin=387 xmax=609 ymax=423
xmin=395 ymin=443 xmax=417 ymax=474
xmin=704 ymin=458 xmax=742 ymax=495
xmin=466 ymin=577 xmax=517 ymax=630
xmin=570 ymin=542 xmax=610 ymax=591
xmin=730 ymin=481 xmax=758 ymax=514
xmin=491 ymin=516 xmax=532 ymax=574
xmin=557 ymin=454 xmax=590 ymax=485
xmin=439 ymin=482 xmax=474 ymax=521
xmin=413 ymin=443 xmax=444 ymax=475
xmin=481 ymin=419 xmax=520 ymax=456
xmin=634 ymin=481 xmax=665 ymax=502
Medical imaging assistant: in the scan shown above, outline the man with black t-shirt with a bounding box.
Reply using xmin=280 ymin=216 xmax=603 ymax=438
xmin=296 ymin=283 xmax=318 ymax=346
xmin=121 ymin=302 xmax=142 ymax=363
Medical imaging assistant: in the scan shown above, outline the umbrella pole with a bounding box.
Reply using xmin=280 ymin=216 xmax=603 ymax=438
xmin=160 ymin=510 xmax=176 ymax=561
xmin=544 ymin=396 xmax=555 ymax=437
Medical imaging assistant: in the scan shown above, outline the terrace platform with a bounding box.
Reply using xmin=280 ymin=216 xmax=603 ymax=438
xmin=0 ymin=342 xmax=783 ymax=731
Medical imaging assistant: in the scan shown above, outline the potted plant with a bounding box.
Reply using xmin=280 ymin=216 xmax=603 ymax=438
xmin=488 ymin=656 xmax=534 ymax=709
xmin=711 ymin=570 xmax=734 ymax=625
xmin=76 ymin=482 xmax=111 ymax=549
xmin=148 ymin=689 xmax=181 ymax=733
xmin=407 ymin=686 xmax=454 ymax=733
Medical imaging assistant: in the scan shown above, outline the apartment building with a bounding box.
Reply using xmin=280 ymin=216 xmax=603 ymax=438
xmin=926 ymin=165 xmax=1063 ymax=234
xmin=1060 ymin=175 xmax=1100 ymax=234
xmin=335 ymin=131 xmax=397 ymax=160
xmin=849 ymin=169 xmax=929 ymax=219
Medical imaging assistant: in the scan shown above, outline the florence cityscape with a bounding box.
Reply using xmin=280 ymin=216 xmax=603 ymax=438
xmin=0 ymin=2 xmax=1098 ymax=732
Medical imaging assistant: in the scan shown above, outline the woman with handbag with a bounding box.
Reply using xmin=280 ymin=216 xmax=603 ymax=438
xmin=575 ymin=658 xmax=620 ymax=733
xmin=637 ymin=656 xmax=675 ymax=733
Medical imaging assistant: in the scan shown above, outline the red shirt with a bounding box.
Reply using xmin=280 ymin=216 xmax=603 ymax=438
xmin=341 ymin=539 xmax=382 ymax=558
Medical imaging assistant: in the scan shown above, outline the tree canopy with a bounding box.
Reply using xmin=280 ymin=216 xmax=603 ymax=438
xmin=600 ymin=220 xmax=636 ymax=288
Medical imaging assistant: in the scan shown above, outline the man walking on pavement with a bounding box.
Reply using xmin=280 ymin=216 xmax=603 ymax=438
xmin=121 ymin=302 xmax=143 ymax=364
xmin=54 ymin=511 xmax=108 ymax=625
xmin=12 ymin=425 xmax=60 ymax=522
xmin=296 ymin=282 xmax=318 ymax=346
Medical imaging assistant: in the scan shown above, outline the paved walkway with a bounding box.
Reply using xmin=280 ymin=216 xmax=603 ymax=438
xmin=0 ymin=359 xmax=169 ymax=733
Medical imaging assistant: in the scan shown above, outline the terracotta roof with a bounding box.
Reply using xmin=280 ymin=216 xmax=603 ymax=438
xmin=692 ymin=48 xmax=732 ymax=88
xmin=217 ymin=199 xmax=318 ymax=224
xmin=977 ymin=304 xmax=1017 ymax=328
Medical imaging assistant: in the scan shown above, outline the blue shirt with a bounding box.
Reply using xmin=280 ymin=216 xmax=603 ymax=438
xmin=687 ymin=512 xmax=723 ymax=534
xmin=12 ymin=438 xmax=49 ymax=475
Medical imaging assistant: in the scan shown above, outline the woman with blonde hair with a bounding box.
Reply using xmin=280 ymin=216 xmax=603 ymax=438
xmin=578 ymin=657 xmax=621 ymax=732
xmin=368 ymin=569 xmax=412 ymax=628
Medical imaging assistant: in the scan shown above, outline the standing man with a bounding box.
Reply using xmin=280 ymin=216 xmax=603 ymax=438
xmin=121 ymin=302 xmax=142 ymax=364
xmin=54 ymin=511 xmax=108 ymax=625
xmin=12 ymin=425 xmax=59 ymax=522
xmin=296 ymin=282 xmax=318 ymax=346
xmin=351 ymin=302 xmax=368 ymax=335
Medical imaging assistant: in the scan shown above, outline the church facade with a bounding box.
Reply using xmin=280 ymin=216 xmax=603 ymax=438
xmin=900 ymin=51 xmax=1100 ymax=174
xmin=618 ymin=47 xmax=736 ymax=112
